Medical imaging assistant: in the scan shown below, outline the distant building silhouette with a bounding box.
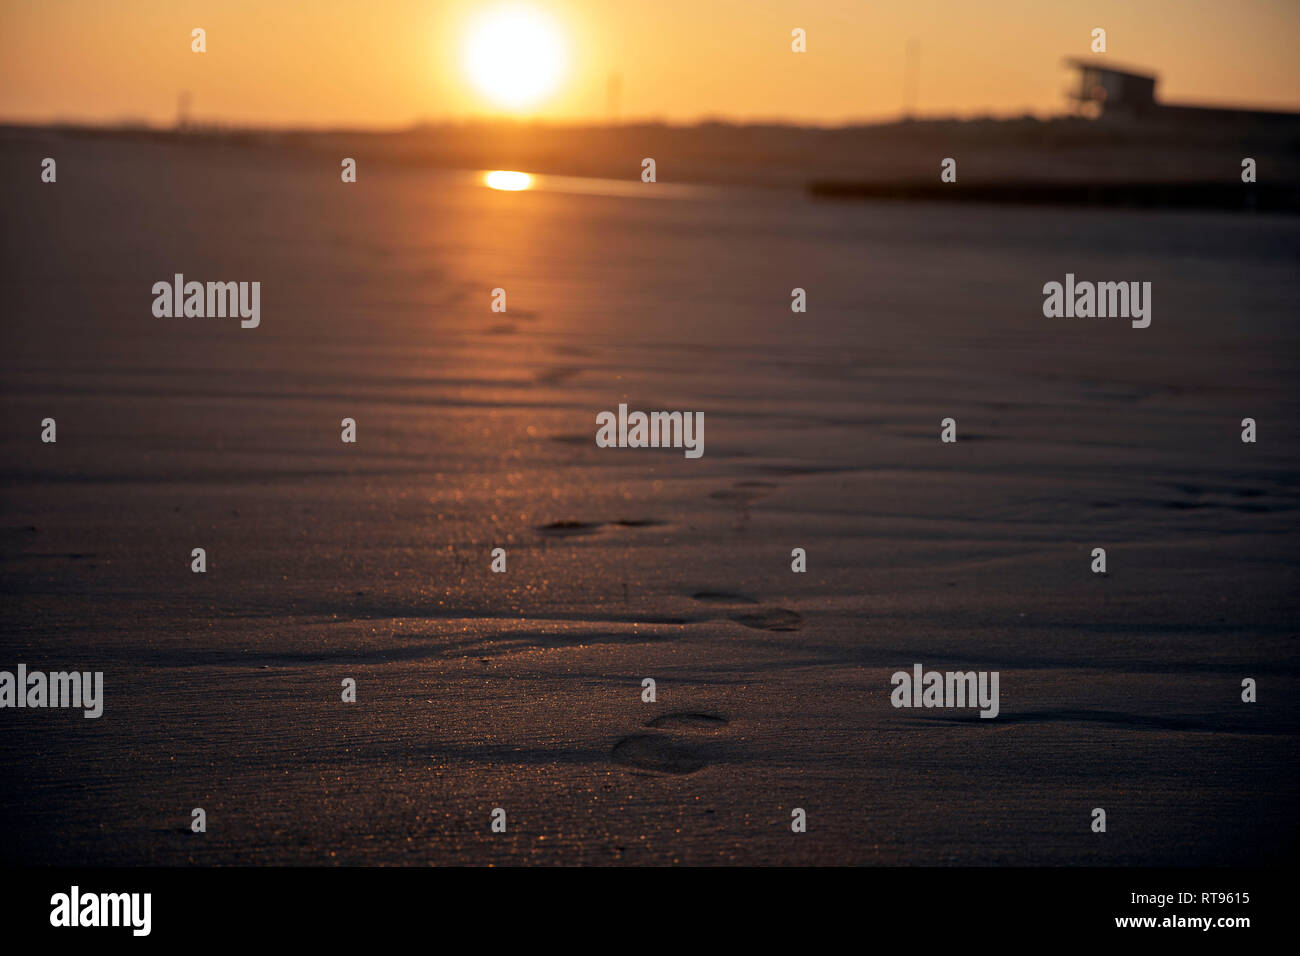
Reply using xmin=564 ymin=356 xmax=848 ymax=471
xmin=1066 ymin=58 xmax=1300 ymax=124
xmin=1067 ymin=61 xmax=1156 ymax=117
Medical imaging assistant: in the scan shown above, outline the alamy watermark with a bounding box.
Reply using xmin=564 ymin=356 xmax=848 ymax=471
xmin=890 ymin=663 xmax=1000 ymax=718
xmin=50 ymin=886 xmax=150 ymax=936
xmin=0 ymin=664 xmax=103 ymax=718
xmin=1042 ymin=274 xmax=1151 ymax=328
xmin=152 ymin=274 xmax=260 ymax=328
xmin=595 ymin=403 xmax=704 ymax=458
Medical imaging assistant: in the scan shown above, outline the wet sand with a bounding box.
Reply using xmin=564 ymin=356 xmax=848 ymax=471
xmin=1 ymin=129 xmax=1297 ymax=865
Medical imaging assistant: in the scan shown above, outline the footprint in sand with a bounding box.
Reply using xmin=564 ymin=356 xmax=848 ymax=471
xmin=645 ymin=711 xmax=729 ymax=730
xmin=537 ymin=519 xmax=603 ymax=537
xmin=611 ymin=712 xmax=732 ymax=774
xmin=553 ymin=345 xmax=593 ymax=358
xmin=728 ymin=607 xmax=802 ymax=632
xmin=533 ymin=366 xmax=582 ymax=385
xmin=688 ymin=591 xmax=802 ymax=631
xmin=611 ymin=734 xmax=707 ymax=774
xmin=690 ymin=591 xmax=758 ymax=605
xmin=536 ymin=519 xmax=666 ymax=538
xmin=708 ymin=480 xmax=779 ymax=504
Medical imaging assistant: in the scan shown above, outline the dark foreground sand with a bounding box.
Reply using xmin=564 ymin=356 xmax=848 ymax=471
xmin=1 ymin=130 xmax=1297 ymax=864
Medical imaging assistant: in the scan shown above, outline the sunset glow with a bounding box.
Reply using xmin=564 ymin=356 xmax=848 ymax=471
xmin=462 ymin=5 xmax=567 ymax=111
xmin=1 ymin=2 xmax=1298 ymax=125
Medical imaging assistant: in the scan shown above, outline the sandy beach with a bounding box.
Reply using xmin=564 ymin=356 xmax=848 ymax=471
xmin=1 ymin=128 xmax=1297 ymax=865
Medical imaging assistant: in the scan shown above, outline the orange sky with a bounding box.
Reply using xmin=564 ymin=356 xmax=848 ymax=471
xmin=1 ymin=0 xmax=1298 ymax=127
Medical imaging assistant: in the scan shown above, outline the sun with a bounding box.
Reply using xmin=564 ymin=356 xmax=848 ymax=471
xmin=463 ymin=5 xmax=567 ymax=111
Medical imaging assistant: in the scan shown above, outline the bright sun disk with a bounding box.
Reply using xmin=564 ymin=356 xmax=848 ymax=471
xmin=463 ymin=5 xmax=566 ymax=111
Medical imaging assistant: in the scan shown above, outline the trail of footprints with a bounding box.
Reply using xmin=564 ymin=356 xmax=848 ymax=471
xmin=607 ymin=590 xmax=800 ymax=774
xmin=606 ymin=589 xmax=798 ymax=773
xmin=533 ymin=474 xmax=803 ymax=631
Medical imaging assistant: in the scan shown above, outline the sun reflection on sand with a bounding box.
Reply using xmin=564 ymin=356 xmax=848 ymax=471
xmin=484 ymin=170 xmax=533 ymax=191
xmin=478 ymin=168 xmax=711 ymax=201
